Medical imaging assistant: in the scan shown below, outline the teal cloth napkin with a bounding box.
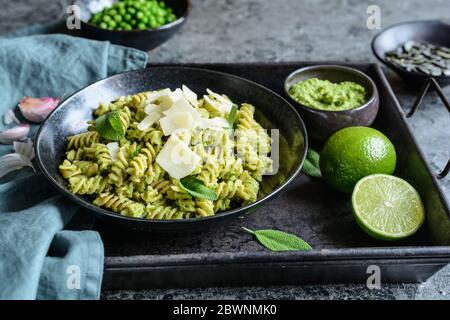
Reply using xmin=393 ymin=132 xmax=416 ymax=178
xmin=0 ymin=32 xmax=148 ymax=299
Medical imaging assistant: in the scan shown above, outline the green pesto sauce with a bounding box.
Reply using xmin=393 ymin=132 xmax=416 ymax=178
xmin=289 ymin=78 xmax=367 ymax=111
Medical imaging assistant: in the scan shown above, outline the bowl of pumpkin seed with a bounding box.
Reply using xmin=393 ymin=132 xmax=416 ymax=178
xmin=372 ymin=20 xmax=450 ymax=87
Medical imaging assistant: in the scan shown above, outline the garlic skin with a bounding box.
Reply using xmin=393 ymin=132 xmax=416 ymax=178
xmin=18 ymin=96 xmax=60 ymax=123
xmin=3 ymin=109 xmax=20 ymax=125
xmin=0 ymin=124 xmax=30 ymax=144
xmin=0 ymin=139 xmax=35 ymax=179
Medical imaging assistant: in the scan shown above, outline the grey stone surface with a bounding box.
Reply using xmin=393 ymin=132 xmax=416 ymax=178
xmin=2 ymin=0 xmax=450 ymax=300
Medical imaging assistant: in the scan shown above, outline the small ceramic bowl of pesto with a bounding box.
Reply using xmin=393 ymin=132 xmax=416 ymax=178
xmin=284 ymin=65 xmax=379 ymax=142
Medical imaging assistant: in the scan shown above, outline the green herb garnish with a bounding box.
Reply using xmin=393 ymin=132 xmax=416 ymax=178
xmin=242 ymin=227 xmax=312 ymax=251
xmin=131 ymin=145 xmax=142 ymax=158
xmin=227 ymin=105 xmax=238 ymax=127
xmin=302 ymin=148 xmax=322 ymax=178
xmin=95 ymin=111 xmax=125 ymax=141
xmin=180 ymin=176 xmax=218 ymax=201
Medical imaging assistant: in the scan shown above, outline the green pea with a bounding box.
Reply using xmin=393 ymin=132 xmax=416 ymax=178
xmin=156 ymin=16 xmax=164 ymax=24
xmin=103 ymin=15 xmax=112 ymax=22
xmin=99 ymin=22 xmax=108 ymax=29
xmin=124 ymin=13 xmax=132 ymax=21
xmin=114 ymin=15 xmax=122 ymax=23
xmin=91 ymin=15 xmax=100 ymax=24
xmin=136 ymin=11 xmax=144 ymax=20
xmin=119 ymin=7 xmax=126 ymax=15
xmin=137 ymin=23 xmax=147 ymax=30
xmin=109 ymin=9 xmax=118 ymax=16
xmin=108 ymin=20 xmax=117 ymax=29
xmin=124 ymin=24 xmax=133 ymax=31
xmin=168 ymin=13 xmax=176 ymax=22
xmin=130 ymin=19 xmax=137 ymax=26
xmin=140 ymin=16 xmax=149 ymax=24
xmin=149 ymin=19 xmax=157 ymax=28
xmin=128 ymin=7 xmax=136 ymax=15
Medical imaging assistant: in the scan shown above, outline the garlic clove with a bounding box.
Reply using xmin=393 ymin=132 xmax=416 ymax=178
xmin=18 ymin=96 xmax=60 ymax=123
xmin=3 ymin=108 xmax=20 ymax=125
xmin=0 ymin=124 xmax=30 ymax=144
xmin=0 ymin=138 xmax=35 ymax=178
xmin=14 ymin=138 xmax=35 ymax=161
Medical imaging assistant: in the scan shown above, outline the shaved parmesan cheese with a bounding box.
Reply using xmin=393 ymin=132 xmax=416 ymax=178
xmin=159 ymin=111 xmax=196 ymax=136
xmin=144 ymin=103 xmax=161 ymax=114
xmin=106 ymin=142 xmax=119 ymax=161
xmin=146 ymin=88 xmax=171 ymax=103
xmin=163 ymin=97 xmax=201 ymax=121
xmin=138 ymin=112 xmax=160 ymax=131
xmin=182 ymin=85 xmax=198 ymax=107
xmin=203 ymin=95 xmax=233 ymax=114
xmin=158 ymin=88 xmax=183 ymax=109
xmin=199 ymin=117 xmax=229 ymax=129
xmin=156 ymin=135 xmax=200 ymax=179
xmin=206 ymin=88 xmax=232 ymax=105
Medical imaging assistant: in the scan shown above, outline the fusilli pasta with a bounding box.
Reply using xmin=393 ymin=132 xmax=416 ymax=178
xmin=59 ymin=87 xmax=272 ymax=220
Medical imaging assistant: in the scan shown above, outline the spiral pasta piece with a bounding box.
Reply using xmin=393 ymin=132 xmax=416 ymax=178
xmin=127 ymin=143 xmax=157 ymax=177
xmin=118 ymin=106 xmax=132 ymax=132
xmin=93 ymin=192 xmax=145 ymax=218
xmin=66 ymin=149 xmax=84 ymax=161
xmin=95 ymin=143 xmax=112 ymax=171
xmin=69 ymin=175 xmax=108 ymax=195
xmin=215 ymin=180 xmax=243 ymax=199
xmin=146 ymin=204 xmax=188 ymax=220
xmin=236 ymin=103 xmax=259 ymax=130
xmin=67 ymin=131 xmax=100 ymax=149
xmin=196 ymin=199 xmax=215 ymax=217
xmin=108 ymin=145 xmax=129 ymax=186
xmin=59 ymin=160 xmax=83 ymax=179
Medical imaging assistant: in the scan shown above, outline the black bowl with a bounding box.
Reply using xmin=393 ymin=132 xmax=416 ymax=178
xmin=35 ymin=67 xmax=307 ymax=232
xmin=73 ymin=0 xmax=190 ymax=51
xmin=284 ymin=65 xmax=379 ymax=142
xmin=372 ymin=20 xmax=450 ymax=87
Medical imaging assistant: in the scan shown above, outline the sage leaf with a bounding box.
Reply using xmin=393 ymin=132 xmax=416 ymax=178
xmin=180 ymin=176 xmax=218 ymax=201
xmin=302 ymin=148 xmax=322 ymax=178
xmin=95 ymin=111 xmax=125 ymax=141
xmin=227 ymin=105 xmax=238 ymax=127
xmin=242 ymin=227 xmax=312 ymax=251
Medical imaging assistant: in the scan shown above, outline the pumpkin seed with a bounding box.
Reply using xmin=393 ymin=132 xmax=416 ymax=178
xmin=386 ymin=41 xmax=450 ymax=77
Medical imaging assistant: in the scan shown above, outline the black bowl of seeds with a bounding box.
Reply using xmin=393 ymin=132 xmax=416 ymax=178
xmin=372 ymin=20 xmax=450 ymax=87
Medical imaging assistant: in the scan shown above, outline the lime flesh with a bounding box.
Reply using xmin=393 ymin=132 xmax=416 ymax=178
xmin=351 ymin=174 xmax=425 ymax=240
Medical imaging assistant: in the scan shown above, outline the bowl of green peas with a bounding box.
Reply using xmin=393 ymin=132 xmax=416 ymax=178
xmin=74 ymin=0 xmax=190 ymax=51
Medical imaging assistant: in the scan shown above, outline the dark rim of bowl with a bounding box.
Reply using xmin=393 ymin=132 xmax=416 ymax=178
xmin=35 ymin=66 xmax=308 ymax=225
xmin=371 ymin=19 xmax=450 ymax=80
xmin=79 ymin=0 xmax=191 ymax=34
xmin=284 ymin=64 xmax=378 ymax=114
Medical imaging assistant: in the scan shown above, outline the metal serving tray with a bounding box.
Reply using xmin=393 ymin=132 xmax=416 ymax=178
xmin=96 ymin=62 xmax=450 ymax=290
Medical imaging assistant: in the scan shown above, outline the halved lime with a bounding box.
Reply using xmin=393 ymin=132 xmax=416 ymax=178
xmin=351 ymin=174 xmax=425 ymax=241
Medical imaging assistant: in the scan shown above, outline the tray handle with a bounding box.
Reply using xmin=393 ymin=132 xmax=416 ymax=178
xmin=406 ymin=78 xmax=450 ymax=179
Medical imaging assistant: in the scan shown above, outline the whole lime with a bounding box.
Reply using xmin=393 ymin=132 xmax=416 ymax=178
xmin=319 ymin=126 xmax=396 ymax=193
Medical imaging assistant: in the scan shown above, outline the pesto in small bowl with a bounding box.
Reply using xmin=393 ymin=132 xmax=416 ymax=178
xmin=288 ymin=78 xmax=367 ymax=111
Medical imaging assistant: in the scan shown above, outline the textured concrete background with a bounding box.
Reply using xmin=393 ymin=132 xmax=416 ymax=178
xmin=1 ymin=0 xmax=449 ymax=300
